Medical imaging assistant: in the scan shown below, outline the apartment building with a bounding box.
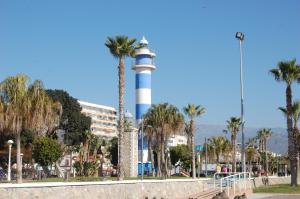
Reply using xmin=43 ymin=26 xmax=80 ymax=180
xmin=78 ymin=100 xmax=118 ymax=138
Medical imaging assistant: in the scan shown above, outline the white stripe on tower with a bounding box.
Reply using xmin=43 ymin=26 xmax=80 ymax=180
xmin=136 ymin=88 xmax=151 ymax=105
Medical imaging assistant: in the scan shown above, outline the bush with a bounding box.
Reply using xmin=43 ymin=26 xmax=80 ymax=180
xmin=32 ymin=137 xmax=63 ymax=167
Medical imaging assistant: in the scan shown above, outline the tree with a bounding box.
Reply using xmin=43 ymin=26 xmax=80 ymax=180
xmin=183 ymin=104 xmax=205 ymax=179
xmin=226 ymin=117 xmax=241 ymax=172
xmin=257 ymin=128 xmax=272 ymax=176
xmin=108 ymin=137 xmax=118 ymax=167
xmin=105 ymin=36 xmax=136 ymax=180
xmin=0 ymin=74 xmax=61 ymax=183
xmin=246 ymin=147 xmax=259 ymax=172
xmin=208 ymin=136 xmax=230 ymax=163
xmin=170 ymin=145 xmax=191 ymax=171
xmin=32 ymin=136 xmax=63 ymax=170
xmin=143 ymin=103 xmax=184 ymax=178
xmin=279 ymin=100 xmax=300 ymax=184
xmin=270 ymin=59 xmax=300 ymax=186
xmin=46 ymin=90 xmax=91 ymax=145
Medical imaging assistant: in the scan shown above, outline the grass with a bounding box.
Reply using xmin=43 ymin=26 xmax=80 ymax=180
xmin=254 ymin=184 xmax=300 ymax=194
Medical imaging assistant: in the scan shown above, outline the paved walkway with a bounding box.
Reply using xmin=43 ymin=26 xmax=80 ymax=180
xmin=248 ymin=193 xmax=300 ymax=199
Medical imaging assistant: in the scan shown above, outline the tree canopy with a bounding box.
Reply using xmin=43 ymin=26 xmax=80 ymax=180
xmin=46 ymin=89 xmax=91 ymax=145
xmin=170 ymin=144 xmax=191 ymax=171
xmin=32 ymin=136 xmax=63 ymax=166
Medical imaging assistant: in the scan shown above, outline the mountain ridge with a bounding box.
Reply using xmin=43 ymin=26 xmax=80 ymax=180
xmin=195 ymin=124 xmax=288 ymax=154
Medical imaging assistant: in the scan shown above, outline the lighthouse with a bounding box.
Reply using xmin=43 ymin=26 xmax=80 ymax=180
xmin=132 ymin=36 xmax=156 ymax=165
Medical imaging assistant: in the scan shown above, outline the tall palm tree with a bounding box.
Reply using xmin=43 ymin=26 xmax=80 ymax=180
xmin=279 ymin=100 xmax=300 ymax=184
xmin=270 ymin=59 xmax=300 ymax=186
xmin=105 ymin=36 xmax=136 ymax=180
xmin=0 ymin=74 xmax=61 ymax=183
xmin=257 ymin=128 xmax=272 ymax=176
xmin=183 ymin=104 xmax=205 ymax=179
xmin=226 ymin=117 xmax=241 ymax=172
xmin=143 ymin=103 xmax=184 ymax=178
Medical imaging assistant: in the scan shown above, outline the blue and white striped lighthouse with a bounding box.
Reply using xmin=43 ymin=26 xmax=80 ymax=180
xmin=133 ymin=36 xmax=156 ymax=123
xmin=132 ymin=36 xmax=156 ymax=166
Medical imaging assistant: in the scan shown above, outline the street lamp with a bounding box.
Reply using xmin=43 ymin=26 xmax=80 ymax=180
xmin=235 ymin=31 xmax=245 ymax=173
xmin=205 ymin=137 xmax=208 ymax=177
xmin=7 ymin=140 xmax=14 ymax=182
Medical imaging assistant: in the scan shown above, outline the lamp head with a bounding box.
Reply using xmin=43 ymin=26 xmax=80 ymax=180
xmin=7 ymin=140 xmax=14 ymax=145
xmin=235 ymin=32 xmax=244 ymax=41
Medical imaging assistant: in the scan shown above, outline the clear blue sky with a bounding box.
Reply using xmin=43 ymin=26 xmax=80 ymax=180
xmin=1 ymin=0 xmax=300 ymax=128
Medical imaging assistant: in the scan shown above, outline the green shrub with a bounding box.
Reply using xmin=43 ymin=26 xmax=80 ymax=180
xmin=32 ymin=136 xmax=63 ymax=167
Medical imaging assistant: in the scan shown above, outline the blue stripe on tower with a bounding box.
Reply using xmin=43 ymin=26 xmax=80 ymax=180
xmin=136 ymin=73 xmax=151 ymax=89
xmin=136 ymin=104 xmax=151 ymax=120
xmin=135 ymin=54 xmax=153 ymax=65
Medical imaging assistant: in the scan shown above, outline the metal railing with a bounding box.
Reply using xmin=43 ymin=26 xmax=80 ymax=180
xmin=213 ymin=172 xmax=251 ymax=196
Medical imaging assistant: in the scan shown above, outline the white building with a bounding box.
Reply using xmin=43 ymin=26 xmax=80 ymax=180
xmin=78 ymin=100 xmax=118 ymax=139
xmin=167 ymin=135 xmax=188 ymax=147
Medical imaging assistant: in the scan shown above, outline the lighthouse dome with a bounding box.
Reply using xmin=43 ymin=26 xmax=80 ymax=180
xmin=139 ymin=36 xmax=148 ymax=46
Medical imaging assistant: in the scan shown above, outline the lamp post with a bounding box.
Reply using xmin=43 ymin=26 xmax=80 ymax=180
xmin=7 ymin=140 xmax=14 ymax=182
xmin=205 ymin=137 xmax=208 ymax=177
xmin=236 ymin=31 xmax=246 ymax=173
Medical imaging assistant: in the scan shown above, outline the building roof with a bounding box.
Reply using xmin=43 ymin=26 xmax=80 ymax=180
xmin=78 ymin=100 xmax=116 ymax=111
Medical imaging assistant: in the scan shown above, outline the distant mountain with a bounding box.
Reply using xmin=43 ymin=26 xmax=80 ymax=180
xmin=195 ymin=124 xmax=288 ymax=155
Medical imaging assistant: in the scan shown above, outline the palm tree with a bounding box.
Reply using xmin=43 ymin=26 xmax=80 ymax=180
xmin=0 ymin=74 xmax=61 ymax=183
xmin=226 ymin=117 xmax=241 ymax=172
xmin=208 ymin=136 xmax=228 ymax=163
xmin=270 ymin=59 xmax=300 ymax=186
xmin=279 ymin=100 xmax=300 ymax=184
xmin=143 ymin=123 xmax=155 ymax=176
xmin=222 ymin=139 xmax=233 ymax=164
xmin=257 ymin=128 xmax=272 ymax=176
xmin=246 ymin=147 xmax=259 ymax=173
xmin=201 ymin=141 xmax=216 ymax=164
xmin=183 ymin=104 xmax=205 ymax=179
xmin=246 ymin=137 xmax=257 ymax=148
xmin=143 ymin=103 xmax=184 ymax=178
xmin=105 ymin=36 xmax=136 ymax=180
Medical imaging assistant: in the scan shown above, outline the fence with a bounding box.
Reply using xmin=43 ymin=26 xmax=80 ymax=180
xmin=213 ymin=172 xmax=252 ymax=196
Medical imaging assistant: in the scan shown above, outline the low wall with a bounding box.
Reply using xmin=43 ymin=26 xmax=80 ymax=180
xmin=0 ymin=179 xmax=211 ymax=199
xmin=251 ymin=176 xmax=291 ymax=188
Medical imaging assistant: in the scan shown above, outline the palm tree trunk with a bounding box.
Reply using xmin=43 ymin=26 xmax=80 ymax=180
xmin=156 ymin=150 xmax=161 ymax=177
xmin=161 ymin=133 xmax=166 ymax=179
xmin=265 ymin=141 xmax=269 ymax=177
xmin=147 ymin=138 xmax=155 ymax=176
xmin=297 ymin=152 xmax=300 ymax=185
xmin=286 ymin=85 xmax=298 ymax=186
xmin=118 ymin=57 xmax=125 ymax=180
xmin=16 ymin=132 xmax=22 ymax=183
xmin=233 ymin=137 xmax=236 ymax=173
xmin=295 ymin=125 xmax=300 ymax=185
xmin=192 ymin=134 xmax=196 ymax=178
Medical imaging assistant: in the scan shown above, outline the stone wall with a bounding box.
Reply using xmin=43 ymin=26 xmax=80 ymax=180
xmin=0 ymin=179 xmax=211 ymax=199
xmin=122 ymin=128 xmax=138 ymax=177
